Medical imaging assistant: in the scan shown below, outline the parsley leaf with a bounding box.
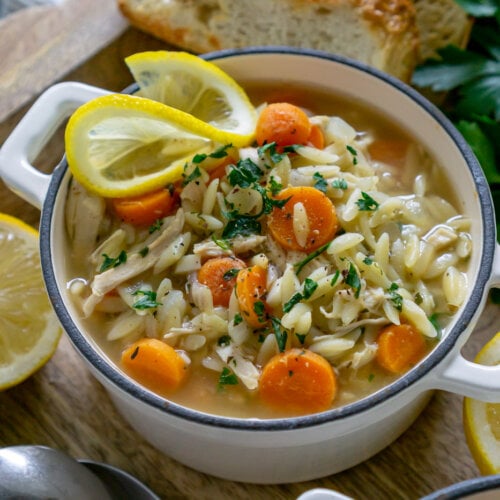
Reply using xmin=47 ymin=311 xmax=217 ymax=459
xmin=182 ymin=165 xmax=202 ymax=186
xmin=228 ymin=158 xmax=263 ymax=187
xmin=271 ymin=317 xmax=288 ymax=352
xmin=100 ymin=250 xmax=127 ymax=272
xmin=313 ymin=172 xmax=328 ymax=193
xmin=132 ymin=290 xmax=161 ymax=310
xmin=344 ymin=263 xmax=361 ymax=298
xmin=388 ymin=283 xmax=403 ymax=312
xmin=356 ymin=192 xmax=379 ymax=211
xmin=332 ymin=178 xmax=348 ymax=190
xmin=218 ymin=367 xmax=238 ymax=388
xmin=222 ymin=216 xmax=261 ymax=239
xmin=149 ymin=219 xmax=163 ymax=234
xmin=294 ymin=241 xmax=332 ymax=275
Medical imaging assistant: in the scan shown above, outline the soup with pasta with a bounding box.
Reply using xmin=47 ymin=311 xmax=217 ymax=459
xmin=65 ymin=83 xmax=472 ymax=418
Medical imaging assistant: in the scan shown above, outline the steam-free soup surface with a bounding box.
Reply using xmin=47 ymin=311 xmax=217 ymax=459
xmin=65 ymin=83 xmax=471 ymax=418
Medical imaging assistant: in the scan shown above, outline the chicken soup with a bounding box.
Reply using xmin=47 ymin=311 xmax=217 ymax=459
xmin=65 ymin=83 xmax=472 ymax=418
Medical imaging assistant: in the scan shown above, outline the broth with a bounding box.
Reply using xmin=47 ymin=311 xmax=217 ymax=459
xmin=64 ymin=82 xmax=471 ymax=418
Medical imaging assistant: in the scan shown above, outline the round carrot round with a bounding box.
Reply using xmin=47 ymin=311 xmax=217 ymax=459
xmin=235 ymin=265 xmax=268 ymax=328
xmin=267 ymin=186 xmax=339 ymax=252
xmin=121 ymin=338 xmax=187 ymax=393
xmin=376 ymin=323 xmax=426 ymax=374
xmin=255 ymin=102 xmax=312 ymax=148
xmin=307 ymin=124 xmax=325 ymax=149
xmin=112 ymin=187 xmax=176 ymax=226
xmin=259 ymin=348 xmax=337 ymax=415
xmin=198 ymin=256 xmax=246 ymax=307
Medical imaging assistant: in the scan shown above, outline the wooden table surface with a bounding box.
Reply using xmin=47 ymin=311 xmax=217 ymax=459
xmin=0 ymin=4 xmax=499 ymax=499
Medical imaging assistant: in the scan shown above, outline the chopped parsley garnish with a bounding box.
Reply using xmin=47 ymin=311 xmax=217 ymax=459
xmin=182 ymin=165 xmax=202 ymax=186
xmin=233 ymin=313 xmax=243 ymax=326
xmin=283 ymin=293 xmax=303 ymax=313
xmin=330 ymin=269 xmax=340 ymax=286
xmin=223 ymin=268 xmax=241 ymax=280
xmin=218 ymin=367 xmax=239 ymax=388
xmin=258 ymin=142 xmax=287 ymax=164
xmin=429 ymin=313 xmax=443 ymax=340
xmin=344 ymin=262 xmax=361 ymax=298
xmin=356 ymin=192 xmax=379 ymax=211
xmin=193 ymin=144 xmax=232 ymax=165
xmin=269 ymin=176 xmax=283 ymax=195
xmin=221 ymin=157 xmax=290 ymax=238
xmin=149 ymin=219 xmax=164 ymax=234
xmin=132 ymin=290 xmax=161 ymax=310
xmin=228 ymin=158 xmax=264 ymax=187
xmin=100 ymin=250 xmax=127 ymax=272
xmin=368 ymin=373 xmax=375 ymax=382
xmin=415 ymin=292 xmax=424 ymax=305
xmin=253 ymin=301 xmax=267 ymax=323
xmin=222 ymin=215 xmax=262 ymax=239
xmin=332 ymin=178 xmax=348 ymax=190
xmin=313 ymin=172 xmax=328 ymax=193
xmin=293 ymin=241 xmax=332 ymax=275
xmin=388 ymin=283 xmax=403 ymax=311
xmin=211 ymin=234 xmax=231 ymax=250
xmin=271 ymin=317 xmax=288 ymax=353
xmin=363 ymin=256 xmax=374 ymax=265
xmin=346 ymin=145 xmax=358 ymax=165
xmin=303 ymin=278 xmax=319 ymax=299
xmin=295 ymin=333 xmax=307 ymax=345
xmin=217 ymin=335 xmax=232 ymax=346
xmin=139 ymin=247 xmax=149 ymax=258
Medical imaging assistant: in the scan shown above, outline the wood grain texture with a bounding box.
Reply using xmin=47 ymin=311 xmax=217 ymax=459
xmin=0 ymin=22 xmax=499 ymax=500
xmin=0 ymin=0 xmax=128 ymax=122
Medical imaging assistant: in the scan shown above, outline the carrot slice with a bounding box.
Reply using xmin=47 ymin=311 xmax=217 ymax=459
xmin=121 ymin=338 xmax=187 ymax=392
xmin=198 ymin=256 xmax=246 ymax=307
xmin=367 ymin=139 xmax=409 ymax=168
xmin=267 ymin=186 xmax=339 ymax=252
xmin=376 ymin=323 xmax=426 ymax=374
xmin=259 ymin=348 xmax=337 ymax=415
xmin=112 ymin=188 xmax=176 ymax=226
xmin=255 ymin=102 xmax=312 ymax=148
xmin=235 ymin=265 xmax=268 ymax=328
xmin=307 ymin=124 xmax=325 ymax=149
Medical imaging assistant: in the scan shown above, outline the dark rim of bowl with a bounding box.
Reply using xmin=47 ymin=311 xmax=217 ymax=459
xmin=41 ymin=46 xmax=495 ymax=431
xmin=420 ymin=474 xmax=500 ymax=500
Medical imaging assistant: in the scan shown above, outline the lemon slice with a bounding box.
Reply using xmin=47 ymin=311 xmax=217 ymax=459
xmin=0 ymin=214 xmax=61 ymax=391
xmin=65 ymin=93 xmax=229 ymax=197
xmin=125 ymin=51 xmax=257 ymax=145
xmin=463 ymin=332 xmax=500 ymax=474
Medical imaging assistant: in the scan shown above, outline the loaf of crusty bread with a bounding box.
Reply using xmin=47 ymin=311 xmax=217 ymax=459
xmin=413 ymin=0 xmax=472 ymax=62
xmin=118 ymin=0 xmax=419 ymax=82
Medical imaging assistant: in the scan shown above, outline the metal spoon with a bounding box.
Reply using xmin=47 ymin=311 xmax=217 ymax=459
xmin=0 ymin=445 xmax=112 ymax=500
xmin=0 ymin=445 xmax=159 ymax=500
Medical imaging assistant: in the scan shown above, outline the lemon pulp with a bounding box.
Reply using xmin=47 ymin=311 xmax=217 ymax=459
xmin=0 ymin=214 xmax=61 ymax=390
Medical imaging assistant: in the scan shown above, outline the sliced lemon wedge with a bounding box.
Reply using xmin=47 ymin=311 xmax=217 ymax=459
xmin=463 ymin=332 xmax=500 ymax=474
xmin=0 ymin=214 xmax=61 ymax=391
xmin=65 ymin=93 xmax=227 ymax=198
xmin=125 ymin=50 xmax=257 ymax=145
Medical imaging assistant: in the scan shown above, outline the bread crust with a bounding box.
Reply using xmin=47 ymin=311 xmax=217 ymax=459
xmin=118 ymin=0 xmax=419 ymax=81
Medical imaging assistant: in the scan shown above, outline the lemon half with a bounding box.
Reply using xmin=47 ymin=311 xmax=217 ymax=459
xmin=125 ymin=51 xmax=257 ymax=144
xmin=0 ymin=214 xmax=61 ymax=390
xmin=65 ymin=93 xmax=221 ymax=198
xmin=464 ymin=332 xmax=500 ymax=474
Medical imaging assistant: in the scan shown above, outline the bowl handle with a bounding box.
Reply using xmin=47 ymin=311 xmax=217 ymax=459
xmin=430 ymin=242 xmax=500 ymax=401
xmin=0 ymin=82 xmax=110 ymax=209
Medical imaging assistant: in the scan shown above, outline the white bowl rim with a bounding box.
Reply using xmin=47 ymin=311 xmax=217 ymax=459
xmin=40 ymin=46 xmax=496 ymax=431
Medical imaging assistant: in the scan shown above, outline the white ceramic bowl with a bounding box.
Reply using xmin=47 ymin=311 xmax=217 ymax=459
xmin=1 ymin=48 xmax=499 ymax=484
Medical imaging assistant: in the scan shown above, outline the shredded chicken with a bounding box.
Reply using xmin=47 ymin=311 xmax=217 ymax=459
xmin=193 ymin=234 xmax=266 ymax=258
xmin=83 ymin=209 xmax=184 ymax=316
xmin=65 ymin=180 xmax=106 ymax=262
